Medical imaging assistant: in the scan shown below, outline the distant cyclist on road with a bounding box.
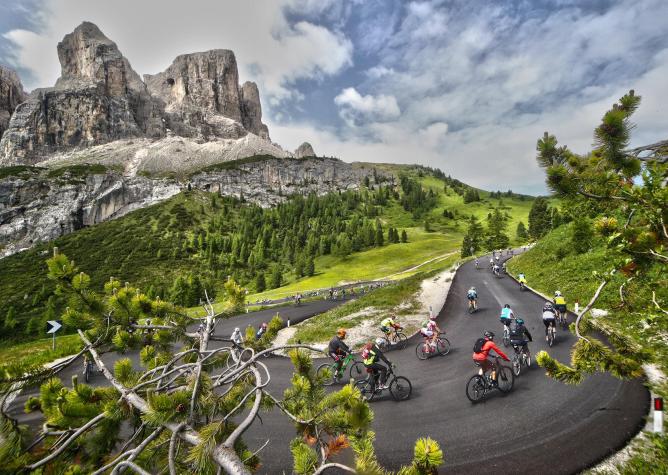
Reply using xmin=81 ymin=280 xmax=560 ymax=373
xmin=328 ymin=329 xmax=351 ymax=382
xmin=420 ymin=314 xmax=442 ymax=349
xmin=231 ymin=327 xmax=243 ymax=347
xmin=474 ymin=258 xmax=479 ymax=269
xmin=499 ymin=304 xmax=514 ymax=331
xmin=255 ymin=322 xmax=268 ymax=340
xmin=362 ymin=338 xmax=393 ymax=389
xmin=467 ymin=286 xmax=478 ymax=310
xmin=518 ymin=273 xmax=527 ymax=285
xmin=553 ymin=291 xmax=567 ymax=318
xmin=492 ymin=263 xmax=500 ymax=276
xmin=380 ymin=315 xmax=402 ymax=337
xmin=509 ymin=318 xmax=532 ymax=353
xmin=542 ymin=302 xmax=557 ymax=340
xmin=472 ymin=331 xmax=510 ymax=385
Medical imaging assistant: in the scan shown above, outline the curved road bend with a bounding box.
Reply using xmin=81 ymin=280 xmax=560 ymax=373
xmin=9 ymin=256 xmax=648 ymax=473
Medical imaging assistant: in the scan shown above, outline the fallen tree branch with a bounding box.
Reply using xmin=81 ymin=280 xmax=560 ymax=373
xmin=169 ymin=423 xmax=185 ymax=475
xmin=575 ymin=280 xmax=609 ymax=342
xmin=26 ymin=412 xmax=106 ymax=470
xmin=111 ymin=461 xmax=152 ymax=475
xmin=652 ymin=291 xmax=668 ymax=316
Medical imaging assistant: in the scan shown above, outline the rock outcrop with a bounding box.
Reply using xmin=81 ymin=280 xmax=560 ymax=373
xmin=0 ymin=22 xmax=275 ymax=166
xmin=0 ymin=22 xmax=162 ymax=165
xmin=0 ymin=65 xmax=27 ymax=140
xmin=294 ymin=142 xmax=316 ymax=158
xmin=0 ymin=157 xmax=381 ymax=256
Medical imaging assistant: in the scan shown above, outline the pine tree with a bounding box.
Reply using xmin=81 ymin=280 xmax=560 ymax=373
xmin=3 ymin=306 xmax=17 ymax=331
xmin=255 ymin=272 xmax=266 ymax=292
xmin=375 ymin=219 xmax=384 ymax=246
xmin=305 ymin=257 xmax=315 ymax=277
xmin=528 ymin=197 xmax=551 ymax=239
xmin=270 ymin=265 xmax=283 ymax=289
xmin=460 ymin=216 xmax=485 ymax=257
xmin=516 ymin=221 xmax=528 ymax=240
xmin=401 ymin=230 xmax=408 ymax=243
xmin=295 ymin=255 xmax=305 ymax=278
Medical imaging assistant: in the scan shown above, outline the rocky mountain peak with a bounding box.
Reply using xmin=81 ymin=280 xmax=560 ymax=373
xmin=295 ymin=142 xmax=316 ymax=158
xmin=56 ymin=21 xmax=145 ymax=97
xmin=0 ymin=65 xmax=27 ymax=139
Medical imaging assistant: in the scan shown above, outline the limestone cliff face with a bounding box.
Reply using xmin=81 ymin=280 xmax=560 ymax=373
xmin=0 ymin=157 xmax=380 ymax=257
xmin=0 ymin=22 xmax=162 ymax=165
xmin=0 ymin=22 xmax=275 ymax=166
xmin=294 ymin=142 xmax=316 ymax=158
xmin=0 ymin=65 xmax=27 ymax=140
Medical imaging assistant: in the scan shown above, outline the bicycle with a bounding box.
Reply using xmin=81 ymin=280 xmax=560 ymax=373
xmin=354 ymin=365 xmax=412 ymax=402
xmin=511 ymin=343 xmax=531 ymax=376
xmin=546 ymin=320 xmax=557 ymax=347
xmin=83 ymin=358 xmax=97 ymax=383
xmin=468 ymin=299 xmax=478 ymax=314
xmin=416 ymin=333 xmax=451 ymax=360
xmin=381 ymin=327 xmax=408 ymax=350
xmin=519 ymin=281 xmax=526 ymax=291
xmin=556 ymin=308 xmax=569 ymax=330
xmin=465 ymin=357 xmax=514 ymax=403
xmin=316 ymin=353 xmax=365 ymax=385
xmin=502 ymin=323 xmax=511 ymax=348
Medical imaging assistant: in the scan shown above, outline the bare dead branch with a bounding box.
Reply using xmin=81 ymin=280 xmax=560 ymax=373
xmin=652 ymin=291 xmax=668 ymax=316
xmin=111 ymin=460 xmax=152 ymax=475
xmin=313 ymin=462 xmax=357 ymax=474
xmin=169 ymin=423 xmax=186 ymax=475
xmin=575 ymin=280 xmax=609 ymax=342
xmin=26 ymin=412 xmax=106 ymax=470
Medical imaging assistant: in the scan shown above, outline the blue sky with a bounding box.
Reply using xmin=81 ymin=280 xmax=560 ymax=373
xmin=1 ymin=0 xmax=667 ymax=194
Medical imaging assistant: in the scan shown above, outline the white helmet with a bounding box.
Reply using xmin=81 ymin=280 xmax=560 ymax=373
xmin=555 ymin=291 xmax=562 ymax=297
xmin=375 ymin=337 xmax=386 ymax=348
xmin=234 ymin=327 xmax=240 ymax=332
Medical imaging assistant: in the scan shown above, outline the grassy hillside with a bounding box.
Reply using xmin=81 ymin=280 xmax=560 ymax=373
xmin=507 ymin=223 xmax=668 ymax=375
xmin=0 ymin=164 xmax=535 ymax=343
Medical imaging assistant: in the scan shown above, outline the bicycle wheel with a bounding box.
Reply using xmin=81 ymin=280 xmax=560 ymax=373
xmin=548 ymin=327 xmax=555 ymax=347
xmin=512 ymin=356 xmax=521 ymax=377
xmin=389 ymin=376 xmax=412 ymax=401
xmin=497 ymin=365 xmax=515 ymax=393
xmin=355 ymin=379 xmax=376 ymax=401
xmin=466 ymin=375 xmax=486 ymax=403
xmin=392 ymin=332 xmax=408 ymax=350
xmin=436 ymin=337 xmax=451 ymax=356
xmin=415 ymin=342 xmax=430 ymax=360
xmin=316 ymin=363 xmax=335 ymax=386
xmin=561 ymin=316 xmax=569 ymax=331
xmin=503 ymin=329 xmax=510 ymax=348
xmin=525 ymin=352 xmax=531 ymax=367
xmin=84 ymin=365 xmax=90 ymax=383
xmin=349 ymin=361 xmax=365 ymax=381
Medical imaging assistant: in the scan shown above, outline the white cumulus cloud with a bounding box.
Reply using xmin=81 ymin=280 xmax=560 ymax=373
xmin=334 ymin=87 xmax=400 ymax=125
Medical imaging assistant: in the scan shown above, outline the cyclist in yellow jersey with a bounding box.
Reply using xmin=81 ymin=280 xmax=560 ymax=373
xmin=554 ymin=291 xmax=567 ymax=317
xmin=380 ymin=315 xmax=402 ymax=336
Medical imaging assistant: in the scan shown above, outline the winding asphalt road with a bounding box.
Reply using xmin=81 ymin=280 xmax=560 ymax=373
xmin=8 ymin=254 xmax=648 ymax=474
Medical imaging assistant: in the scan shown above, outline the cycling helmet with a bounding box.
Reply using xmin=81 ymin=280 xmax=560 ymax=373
xmin=516 ymin=318 xmax=524 ymax=325
xmin=544 ymin=302 xmax=554 ymax=310
xmin=429 ymin=313 xmax=437 ymax=320
xmin=504 ymin=304 xmax=510 ymax=309
xmin=555 ymin=290 xmax=562 ymax=297
xmin=375 ymin=337 xmax=386 ymax=348
xmin=234 ymin=327 xmax=240 ymax=332
xmin=471 ymin=286 xmax=476 ymax=291
xmin=484 ymin=330 xmax=495 ymax=340
xmin=337 ymin=328 xmax=347 ymax=338
xmin=261 ymin=322 xmax=268 ymax=328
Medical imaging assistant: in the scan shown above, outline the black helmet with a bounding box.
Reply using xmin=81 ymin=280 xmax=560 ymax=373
xmin=504 ymin=304 xmax=510 ymax=309
xmin=484 ymin=330 xmax=495 ymax=340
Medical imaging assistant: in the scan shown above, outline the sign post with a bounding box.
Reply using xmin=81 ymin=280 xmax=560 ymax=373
xmin=46 ymin=320 xmax=62 ymax=351
xmin=655 ymin=397 xmax=664 ymax=433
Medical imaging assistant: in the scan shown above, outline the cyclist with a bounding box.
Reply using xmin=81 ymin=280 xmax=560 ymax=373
xmin=231 ymin=327 xmax=243 ymax=347
xmin=554 ymin=291 xmax=567 ymax=319
xmin=509 ymin=318 xmax=532 ymax=355
xmin=489 ymin=257 xmax=494 ymax=268
xmin=255 ymin=322 xmax=268 ymax=340
xmin=328 ymin=329 xmax=351 ymax=382
xmin=518 ymin=273 xmax=527 ymax=285
xmin=380 ymin=315 xmax=402 ymax=338
xmin=467 ymin=286 xmax=478 ymax=311
xmin=361 ymin=338 xmax=393 ymax=389
xmin=474 ymin=258 xmax=479 ymax=269
xmin=420 ymin=313 xmax=442 ymax=350
xmin=472 ymin=331 xmax=510 ymax=384
xmin=492 ymin=263 xmax=500 ymax=276
xmin=499 ymin=304 xmax=514 ymax=333
xmin=542 ymin=302 xmax=557 ymax=341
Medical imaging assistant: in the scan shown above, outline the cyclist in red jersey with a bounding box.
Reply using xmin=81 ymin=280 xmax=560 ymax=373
xmin=472 ymin=331 xmax=510 ymax=384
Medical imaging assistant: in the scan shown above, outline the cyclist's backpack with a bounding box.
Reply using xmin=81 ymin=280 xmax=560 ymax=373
xmin=473 ymin=338 xmax=486 ymax=353
xmin=509 ymin=326 xmax=524 ymax=338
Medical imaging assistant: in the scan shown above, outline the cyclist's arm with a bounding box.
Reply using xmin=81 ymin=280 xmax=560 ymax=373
xmin=524 ymin=329 xmax=533 ymax=342
xmin=490 ymin=343 xmax=510 ymax=361
xmin=376 ymin=348 xmax=391 ymax=366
